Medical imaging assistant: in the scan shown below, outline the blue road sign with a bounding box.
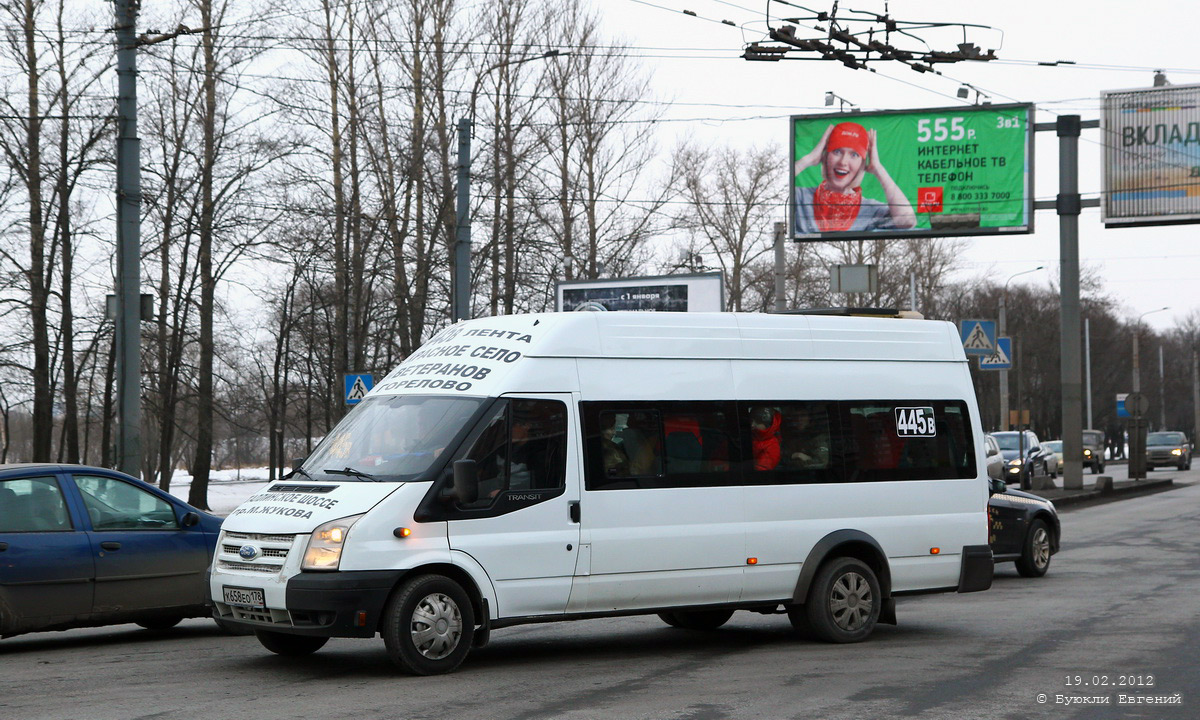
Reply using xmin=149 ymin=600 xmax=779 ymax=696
xmin=959 ymin=319 xmax=997 ymax=356
xmin=344 ymin=373 xmax=374 ymax=405
xmin=979 ymin=336 xmax=1013 ymax=370
xmin=1116 ymin=393 xmax=1130 ymax=418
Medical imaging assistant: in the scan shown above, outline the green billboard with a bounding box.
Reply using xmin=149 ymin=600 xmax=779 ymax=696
xmin=790 ymin=104 xmax=1034 ymax=240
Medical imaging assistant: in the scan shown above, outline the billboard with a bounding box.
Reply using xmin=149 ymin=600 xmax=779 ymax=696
xmin=790 ymin=104 xmax=1034 ymax=240
xmin=555 ymin=272 xmax=724 ymax=312
xmin=1101 ymin=83 xmax=1200 ymax=228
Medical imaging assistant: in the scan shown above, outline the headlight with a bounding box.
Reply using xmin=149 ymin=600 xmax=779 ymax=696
xmin=302 ymin=514 xmax=365 ymax=571
xmin=1171 ymin=448 xmax=1183 ymax=456
xmin=1083 ymin=449 xmax=1092 ymax=457
xmin=1008 ymin=458 xmax=1022 ymax=466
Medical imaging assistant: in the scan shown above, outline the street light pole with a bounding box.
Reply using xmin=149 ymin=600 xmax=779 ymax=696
xmin=1131 ymin=306 xmax=1168 ymax=479
xmin=999 ymin=266 xmax=1042 ymax=431
xmin=453 ymin=50 xmax=563 ymax=323
xmin=1133 ymin=307 xmax=1168 ymax=395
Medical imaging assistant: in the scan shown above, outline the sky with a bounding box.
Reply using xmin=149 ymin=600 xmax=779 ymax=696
xmin=601 ymin=0 xmax=1200 ymax=331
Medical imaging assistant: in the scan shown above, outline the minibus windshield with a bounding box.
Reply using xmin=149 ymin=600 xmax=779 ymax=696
xmin=301 ymin=395 xmax=484 ymax=482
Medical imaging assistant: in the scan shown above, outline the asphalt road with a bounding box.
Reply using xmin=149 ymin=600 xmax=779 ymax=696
xmin=4 ymin=472 xmax=1198 ymax=720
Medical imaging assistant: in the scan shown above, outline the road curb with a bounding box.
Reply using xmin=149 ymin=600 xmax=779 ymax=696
xmin=1036 ymin=478 xmax=1175 ymax=507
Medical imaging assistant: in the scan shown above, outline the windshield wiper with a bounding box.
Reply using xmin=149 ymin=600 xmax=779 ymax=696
xmin=286 ymin=466 xmax=314 ymax=481
xmin=323 ymin=466 xmax=378 ymax=481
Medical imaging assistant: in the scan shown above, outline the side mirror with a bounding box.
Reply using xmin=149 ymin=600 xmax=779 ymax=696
xmin=181 ymin=511 xmax=200 ymax=528
xmin=989 ymin=478 xmax=1007 ymax=494
xmin=452 ymin=459 xmax=479 ymax=504
xmin=291 ymin=457 xmax=307 ymax=471
xmin=986 ymin=445 xmax=998 ymax=457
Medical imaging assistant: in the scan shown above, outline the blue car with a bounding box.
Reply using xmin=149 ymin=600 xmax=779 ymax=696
xmin=0 ymin=464 xmax=223 ymax=638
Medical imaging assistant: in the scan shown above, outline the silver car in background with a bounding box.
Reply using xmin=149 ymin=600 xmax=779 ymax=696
xmin=1146 ymin=431 xmax=1192 ymax=471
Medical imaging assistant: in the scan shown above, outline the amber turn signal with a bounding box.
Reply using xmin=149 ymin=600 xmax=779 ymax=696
xmin=930 ymin=547 xmax=940 ymax=555
xmin=746 ymin=557 xmax=758 ymax=565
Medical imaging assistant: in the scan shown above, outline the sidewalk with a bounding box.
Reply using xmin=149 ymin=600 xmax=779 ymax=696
xmin=1022 ymin=470 xmax=1177 ymax=508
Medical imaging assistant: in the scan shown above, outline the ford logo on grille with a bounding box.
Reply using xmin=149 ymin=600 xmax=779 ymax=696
xmin=238 ymin=545 xmax=261 ymax=561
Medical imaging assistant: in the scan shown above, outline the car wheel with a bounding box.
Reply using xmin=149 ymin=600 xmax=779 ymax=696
xmin=255 ymin=630 xmax=328 ymax=656
xmin=1147 ymin=464 xmax=1154 ymax=472
xmin=136 ymin=616 xmax=183 ymax=631
xmin=803 ymin=557 xmax=881 ymax=643
xmin=658 ymin=609 xmax=734 ymax=630
xmin=382 ymin=574 xmax=475 ymax=675
xmin=1015 ymin=518 xmax=1052 ymax=578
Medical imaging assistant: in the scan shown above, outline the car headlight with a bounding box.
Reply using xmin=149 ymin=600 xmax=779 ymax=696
xmin=1083 ymin=449 xmax=1092 ymax=457
xmin=1008 ymin=458 xmax=1022 ymax=466
xmin=1171 ymin=448 xmax=1183 ymax=456
xmin=302 ymin=514 xmax=365 ymax=571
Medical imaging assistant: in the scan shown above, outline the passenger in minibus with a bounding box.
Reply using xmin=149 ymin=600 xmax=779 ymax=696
xmin=600 ymin=415 xmax=630 ymax=477
xmin=749 ymin=406 xmax=782 ymax=471
xmin=784 ymin=407 xmax=831 ymax=469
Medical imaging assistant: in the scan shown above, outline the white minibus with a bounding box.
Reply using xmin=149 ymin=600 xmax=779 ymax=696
xmin=210 ymin=311 xmax=993 ymax=674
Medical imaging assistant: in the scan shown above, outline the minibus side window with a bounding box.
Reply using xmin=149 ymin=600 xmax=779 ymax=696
xmin=742 ymin=402 xmax=839 ymax=485
xmin=458 ymin=398 xmax=568 ymax=509
xmin=582 ymin=402 xmax=739 ymax=490
xmin=838 ymin=400 xmax=976 ymax=482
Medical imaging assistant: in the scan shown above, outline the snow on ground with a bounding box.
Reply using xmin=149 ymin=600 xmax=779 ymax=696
xmin=164 ymin=468 xmax=272 ymax=516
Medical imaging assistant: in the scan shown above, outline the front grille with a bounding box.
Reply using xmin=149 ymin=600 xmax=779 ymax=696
xmin=216 ymin=530 xmax=298 ymax=575
xmin=218 ymin=559 xmax=284 ymax=574
xmin=224 ymin=531 xmax=296 ymax=543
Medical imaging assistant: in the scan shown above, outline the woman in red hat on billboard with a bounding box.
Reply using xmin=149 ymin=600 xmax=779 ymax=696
xmin=794 ymin=121 xmax=916 ymax=234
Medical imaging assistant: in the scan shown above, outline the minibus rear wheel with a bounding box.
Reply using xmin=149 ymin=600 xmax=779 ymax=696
xmin=657 ymin=609 xmax=734 ymax=630
xmin=803 ymin=557 xmax=880 ymax=643
xmin=382 ymin=574 xmax=475 ymax=675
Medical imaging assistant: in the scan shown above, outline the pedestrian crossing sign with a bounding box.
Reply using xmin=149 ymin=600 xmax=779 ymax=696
xmin=344 ymin=373 xmax=374 ymax=405
xmin=979 ymin=337 xmax=1013 ymax=370
xmin=959 ymin=319 xmax=996 ymax=356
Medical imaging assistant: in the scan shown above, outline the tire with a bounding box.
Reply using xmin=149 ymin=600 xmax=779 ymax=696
xmin=1090 ymin=462 xmax=1099 ymax=475
xmin=382 ymin=574 xmax=475 ymax=675
xmin=803 ymin=557 xmax=881 ymax=643
xmin=1015 ymin=518 xmax=1052 ymax=578
xmin=658 ymin=609 xmax=733 ymax=630
xmin=255 ymin=630 xmax=328 ymax=656
xmin=136 ymin=616 xmax=182 ymax=631
xmin=1147 ymin=464 xmax=1154 ymax=472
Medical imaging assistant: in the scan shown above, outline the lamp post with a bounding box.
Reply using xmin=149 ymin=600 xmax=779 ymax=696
xmin=453 ymin=50 xmax=563 ymax=322
xmin=1132 ymin=307 xmax=1169 ymax=395
xmin=1130 ymin=306 xmax=1168 ymax=479
xmin=999 ymin=266 xmax=1043 ymax=430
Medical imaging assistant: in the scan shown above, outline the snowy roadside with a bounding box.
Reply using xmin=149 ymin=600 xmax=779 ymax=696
xmin=162 ymin=468 xmax=272 ymax=517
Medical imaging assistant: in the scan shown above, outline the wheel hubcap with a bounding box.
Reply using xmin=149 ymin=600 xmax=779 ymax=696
xmin=1032 ymin=527 xmax=1051 ymax=569
xmin=410 ymin=592 xmax=462 ymax=660
xmin=829 ymin=571 xmax=873 ymax=631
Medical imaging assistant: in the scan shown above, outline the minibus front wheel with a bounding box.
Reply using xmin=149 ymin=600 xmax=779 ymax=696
xmin=795 ymin=557 xmax=881 ymax=643
xmin=382 ymin=574 xmax=476 ymax=675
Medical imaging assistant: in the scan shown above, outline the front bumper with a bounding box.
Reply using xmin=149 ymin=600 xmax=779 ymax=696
xmin=214 ymin=570 xmax=404 ymax=638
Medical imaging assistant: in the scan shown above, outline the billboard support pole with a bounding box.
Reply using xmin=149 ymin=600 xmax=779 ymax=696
xmin=1034 ymin=116 xmax=1099 ymax=491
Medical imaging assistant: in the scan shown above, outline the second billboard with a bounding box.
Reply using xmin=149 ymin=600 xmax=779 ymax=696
xmin=791 ymin=104 xmax=1034 ymax=240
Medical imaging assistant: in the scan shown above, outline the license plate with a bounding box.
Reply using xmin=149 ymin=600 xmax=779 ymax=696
xmin=223 ymin=586 xmax=265 ymax=609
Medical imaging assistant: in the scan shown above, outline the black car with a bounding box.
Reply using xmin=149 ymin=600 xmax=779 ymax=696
xmin=0 ymin=464 xmax=224 ymax=638
xmin=988 ymin=477 xmax=1060 ymax=577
